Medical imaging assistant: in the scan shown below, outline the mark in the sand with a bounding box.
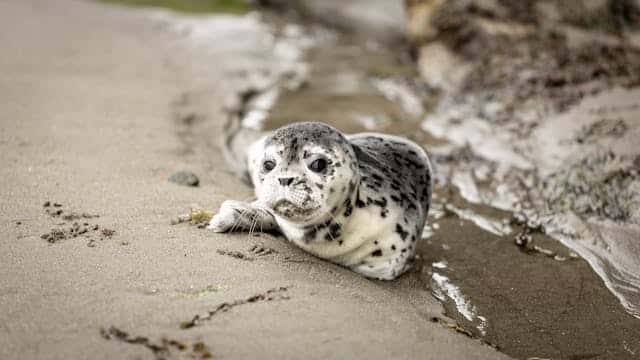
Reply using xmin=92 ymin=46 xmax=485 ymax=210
xmin=216 ymin=245 xmax=277 ymax=261
xmin=40 ymin=229 xmax=68 ymax=243
xmin=100 ymin=326 xmax=212 ymax=360
xmin=43 ymin=201 xmax=100 ymax=220
xmin=62 ymin=213 xmax=100 ymax=221
xmin=170 ymin=91 xmax=207 ymax=157
xmin=40 ymin=223 xmax=116 ymax=247
xmin=248 ymin=244 xmax=277 ymax=256
xmin=180 ymin=286 xmax=290 ymax=329
xmin=40 ymin=201 xmax=115 ymax=247
xmin=101 ymin=229 xmax=116 ymax=237
xmin=216 ymin=249 xmax=255 ymax=261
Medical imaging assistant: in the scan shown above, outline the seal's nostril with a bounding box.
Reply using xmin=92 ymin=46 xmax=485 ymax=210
xmin=279 ymin=177 xmax=294 ymax=186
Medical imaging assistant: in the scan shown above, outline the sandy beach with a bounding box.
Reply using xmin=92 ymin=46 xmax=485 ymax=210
xmin=0 ymin=1 xmax=511 ymax=359
xmin=4 ymin=0 xmax=640 ymax=359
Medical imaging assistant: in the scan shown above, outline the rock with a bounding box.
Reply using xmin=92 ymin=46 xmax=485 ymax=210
xmin=416 ymin=41 xmax=468 ymax=90
xmin=405 ymin=0 xmax=446 ymax=44
xmin=169 ymin=171 xmax=200 ymax=187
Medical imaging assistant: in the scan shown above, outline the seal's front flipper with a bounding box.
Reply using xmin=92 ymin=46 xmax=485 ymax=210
xmin=208 ymin=200 xmax=278 ymax=234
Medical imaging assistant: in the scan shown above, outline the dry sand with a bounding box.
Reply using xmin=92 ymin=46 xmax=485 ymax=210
xmin=0 ymin=1 xmax=509 ymax=359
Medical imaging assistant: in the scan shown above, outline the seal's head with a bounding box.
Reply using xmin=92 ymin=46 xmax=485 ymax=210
xmin=250 ymin=122 xmax=359 ymax=226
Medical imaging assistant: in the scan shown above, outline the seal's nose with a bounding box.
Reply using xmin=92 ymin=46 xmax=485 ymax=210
xmin=278 ymin=177 xmax=295 ymax=186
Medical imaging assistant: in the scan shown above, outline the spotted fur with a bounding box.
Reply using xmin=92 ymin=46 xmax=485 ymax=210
xmin=209 ymin=122 xmax=432 ymax=280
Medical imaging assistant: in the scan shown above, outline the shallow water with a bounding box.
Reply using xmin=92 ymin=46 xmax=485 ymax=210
xmin=149 ymin=7 xmax=640 ymax=359
xmin=263 ymin=36 xmax=427 ymax=135
xmin=423 ymin=86 xmax=640 ymax=320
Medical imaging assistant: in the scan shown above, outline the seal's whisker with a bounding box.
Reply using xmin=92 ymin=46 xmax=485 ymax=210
xmin=245 ymin=212 xmax=254 ymax=237
xmin=247 ymin=212 xmax=259 ymax=240
xmin=230 ymin=208 xmax=249 ymax=233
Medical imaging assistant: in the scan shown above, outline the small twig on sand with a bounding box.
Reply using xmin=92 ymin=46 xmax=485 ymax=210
xmin=100 ymin=326 xmax=171 ymax=360
xmin=100 ymin=326 xmax=212 ymax=360
xmin=180 ymin=286 xmax=290 ymax=329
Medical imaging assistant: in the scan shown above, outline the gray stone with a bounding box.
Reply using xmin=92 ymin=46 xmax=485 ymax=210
xmin=169 ymin=171 xmax=199 ymax=187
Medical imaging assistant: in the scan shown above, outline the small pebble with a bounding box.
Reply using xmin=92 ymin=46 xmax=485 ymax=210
xmin=169 ymin=171 xmax=200 ymax=187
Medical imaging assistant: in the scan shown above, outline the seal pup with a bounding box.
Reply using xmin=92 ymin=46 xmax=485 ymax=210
xmin=209 ymin=122 xmax=432 ymax=280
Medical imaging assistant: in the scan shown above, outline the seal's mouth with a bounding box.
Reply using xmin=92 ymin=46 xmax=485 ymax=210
xmin=271 ymin=199 xmax=319 ymax=220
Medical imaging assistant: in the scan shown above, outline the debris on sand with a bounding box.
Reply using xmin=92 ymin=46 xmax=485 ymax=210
xmin=180 ymin=286 xmax=290 ymax=329
xmin=216 ymin=249 xmax=254 ymax=261
xmin=100 ymin=326 xmax=213 ymax=360
xmin=168 ymin=170 xmax=200 ymax=187
xmin=170 ymin=207 xmax=213 ymax=227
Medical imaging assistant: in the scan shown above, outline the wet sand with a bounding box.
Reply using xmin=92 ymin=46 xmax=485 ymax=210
xmin=245 ymin=4 xmax=640 ymax=359
xmin=0 ymin=1 xmax=510 ymax=359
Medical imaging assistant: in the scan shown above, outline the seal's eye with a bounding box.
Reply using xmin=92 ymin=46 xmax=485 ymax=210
xmin=308 ymin=158 xmax=327 ymax=173
xmin=263 ymin=160 xmax=276 ymax=172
